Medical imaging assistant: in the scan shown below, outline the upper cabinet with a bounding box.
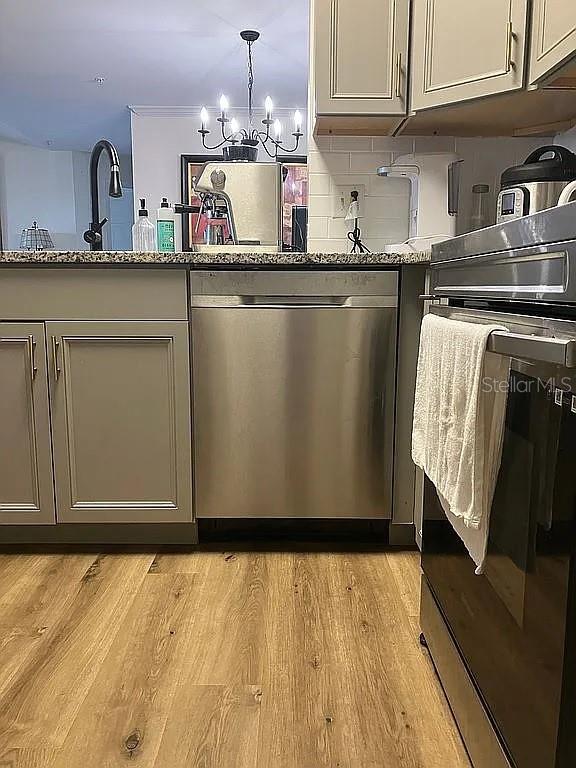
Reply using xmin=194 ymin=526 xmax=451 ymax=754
xmin=410 ymin=0 xmax=528 ymax=110
xmin=312 ymin=0 xmax=410 ymax=133
xmin=310 ymin=0 xmax=576 ymax=136
xmin=529 ymin=0 xmax=576 ymax=84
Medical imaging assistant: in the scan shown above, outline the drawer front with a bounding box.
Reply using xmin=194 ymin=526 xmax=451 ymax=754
xmin=0 ymin=268 xmax=188 ymax=321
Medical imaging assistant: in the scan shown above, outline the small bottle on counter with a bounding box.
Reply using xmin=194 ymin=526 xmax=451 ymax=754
xmin=132 ymin=198 xmax=156 ymax=252
xmin=156 ymin=198 xmax=176 ymax=252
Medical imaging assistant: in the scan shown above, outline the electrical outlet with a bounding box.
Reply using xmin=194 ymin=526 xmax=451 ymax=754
xmin=332 ymin=184 xmax=366 ymax=219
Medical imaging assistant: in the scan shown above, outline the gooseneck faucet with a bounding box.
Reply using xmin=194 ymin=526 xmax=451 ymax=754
xmin=83 ymin=139 xmax=123 ymax=250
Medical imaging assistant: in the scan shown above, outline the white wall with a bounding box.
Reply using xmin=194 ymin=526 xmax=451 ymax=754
xmin=555 ymin=125 xmax=576 ymax=152
xmin=0 ymin=139 xmax=89 ymax=250
xmin=0 ymin=140 xmax=134 ymax=251
xmin=307 ymin=134 xmax=554 ymax=252
xmin=130 ymin=107 xmax=308 ymax=223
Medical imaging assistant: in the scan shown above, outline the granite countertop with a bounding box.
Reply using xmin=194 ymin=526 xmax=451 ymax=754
xmin=0 ymin=250 xmax=430 ymax=267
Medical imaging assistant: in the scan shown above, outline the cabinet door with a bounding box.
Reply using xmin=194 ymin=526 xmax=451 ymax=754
xmin=47 ymin=322 xmax=193 ymax=523
xmin=411 ymin=0 xmax=528 ymax=111
xmin=0 ymin=323 xmax=55 ymax=525
xmin=314 ymin=0 xmax=410 ymax=115
xmin=529 ymin=0 xmax=576 ymax=84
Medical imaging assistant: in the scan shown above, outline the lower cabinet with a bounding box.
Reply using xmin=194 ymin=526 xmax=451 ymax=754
xmin=0 ymin=320 xmax=193 ymax=526
xmin=0 ymin=323 xmax=55 ymax=525
xmin=48 ymin=321 xmax=193 ymax=523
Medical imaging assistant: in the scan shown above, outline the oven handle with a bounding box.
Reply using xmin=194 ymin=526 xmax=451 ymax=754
xmin=487 ymin=331 xmax=576 ymax=367
xmin=427 ymin=305 xmax=576 ymax=367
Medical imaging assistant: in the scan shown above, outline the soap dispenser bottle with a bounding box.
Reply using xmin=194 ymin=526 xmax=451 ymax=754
xmin=132 ymin=198 xmax=156 ymax=252
xmin=156 ymin=198 xmax=176 ymax=253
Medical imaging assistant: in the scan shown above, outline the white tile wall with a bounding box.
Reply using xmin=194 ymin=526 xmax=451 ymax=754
xmin=307 ymin=134 xmax=553 ymax=253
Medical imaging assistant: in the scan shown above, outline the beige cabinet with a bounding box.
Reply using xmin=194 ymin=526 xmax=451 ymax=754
xmin=410 ymin=0 xmax=528 ymax=111
xmin=48 ymin=321 xmax=193 ymax=524
xmin=529 ymin=0 xmax=576 ymax=84
xmin=0 ymin=323 xmax=55 ymax=525
xmin=313 ymin=0 xmax=410 ymax=117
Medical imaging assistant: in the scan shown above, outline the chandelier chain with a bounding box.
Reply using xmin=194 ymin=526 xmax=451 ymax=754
xmin=247 ymin=40 xmax=254 ymax=133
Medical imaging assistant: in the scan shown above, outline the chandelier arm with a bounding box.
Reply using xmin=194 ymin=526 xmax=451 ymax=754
xmin=199 ymin=132 xmax=230 ymax=151
xmin=258 ymin=139 xmax=280 ymax=159
xmin=279 ymin=134 xmax=303 ymax=153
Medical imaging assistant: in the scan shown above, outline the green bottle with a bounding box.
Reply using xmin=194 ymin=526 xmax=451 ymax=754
xmin=156 ymin=198 xmax=175 ymax=252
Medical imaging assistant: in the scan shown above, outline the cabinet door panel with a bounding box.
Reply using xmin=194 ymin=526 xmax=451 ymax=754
xmin=0 ymin=323 xmax=55 ymax=525
xmin=314 ymin=0 xmax=410 ymax=115
xmin=48 ymin=322 xmax=193 ymax=523
xmin=529 ymin=0 xmax=576 ymax=84
xmin=411 ymin=0 xmax=527 ymax=110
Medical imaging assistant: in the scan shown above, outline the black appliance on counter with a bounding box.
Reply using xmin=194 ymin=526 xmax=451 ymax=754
xmin=421 ymin=203 xmax=576 ymax=768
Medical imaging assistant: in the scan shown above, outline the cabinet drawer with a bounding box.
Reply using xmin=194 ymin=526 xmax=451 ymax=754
xmin=0 ymin=269 xmax=188 ymax=321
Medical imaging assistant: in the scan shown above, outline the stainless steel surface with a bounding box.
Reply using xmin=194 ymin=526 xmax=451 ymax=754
xmin=194 ymin=161 xmax=282 ymax=248
xmin=191 ymin=271 xmax=398 ymax=519
xmin=395 ymin=51 xmax=402 ymax=98
xmin=190 ymin=270 xmax=399 ymax=298
xmin=430 ymin=304 xmax=576 ymax=367
xmin=505 ymin=20 xmax=513 ymax=73
xmin=51 ymin=336 xmax=60 ymax=380
xmin=430 ymin=239 xmax=576 ymax=303
xmin=420 ymin=579 xmax=512 ymax=768
xmin=191 ymin=295 xmax=397 ymax=308
xmin=27 ymin=335 xmax=37 ymax=380
xmin=432 ymin=200 xmax=576 ymax=263
xmin=448 ymin=160 xmax=462 ymax=216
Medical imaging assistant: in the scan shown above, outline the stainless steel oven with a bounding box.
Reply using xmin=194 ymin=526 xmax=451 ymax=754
xmin=420 ymin=204 xmax=576 ymax=768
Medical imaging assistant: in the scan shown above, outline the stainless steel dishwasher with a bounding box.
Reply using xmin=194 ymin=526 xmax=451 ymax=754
xmin=190 ymin=270 xmax=398 ymax=519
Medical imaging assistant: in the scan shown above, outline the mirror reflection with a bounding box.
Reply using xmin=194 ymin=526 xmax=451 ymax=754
xmin=0 ymin=1 xmax=309 ymax=252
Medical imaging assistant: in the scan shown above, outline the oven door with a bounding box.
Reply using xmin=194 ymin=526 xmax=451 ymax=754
xmin=421 ymin=305 xmax=576 ymax=768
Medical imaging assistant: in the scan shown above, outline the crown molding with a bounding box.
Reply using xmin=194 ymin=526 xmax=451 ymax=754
xmin=128 ymin=105 xmax=307 ymax=118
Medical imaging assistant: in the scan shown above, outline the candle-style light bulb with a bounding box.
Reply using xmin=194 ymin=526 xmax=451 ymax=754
xmin=273 ymin=119 xmax=282 ymax=140
xmin=200 ymin=107 xmax=209 ymax=129
xmin=264 ymin=96 xmax=274 ymax=119
xmin=230 ymin=118 xmax=239 ymax=137
xmin=219 ymin=94 xmax=229 ymax=116
xmin=293 ymin=110 xmax=303 ymax=132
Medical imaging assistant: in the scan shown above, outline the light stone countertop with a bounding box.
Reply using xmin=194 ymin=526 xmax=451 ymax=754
xmin=0 ymin=250 xmax=430 ymax=267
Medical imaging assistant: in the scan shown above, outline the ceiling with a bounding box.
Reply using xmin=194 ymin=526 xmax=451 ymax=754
xmin=0 ymin=0 xmax=309 ymax=153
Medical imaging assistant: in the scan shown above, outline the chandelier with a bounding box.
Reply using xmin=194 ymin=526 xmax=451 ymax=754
xmin=198 ymin=30 xmax=303 ymax=162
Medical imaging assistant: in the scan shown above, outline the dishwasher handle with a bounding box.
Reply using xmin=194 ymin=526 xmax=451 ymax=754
xmin=190 ymin=294 xmax=398 ymax=309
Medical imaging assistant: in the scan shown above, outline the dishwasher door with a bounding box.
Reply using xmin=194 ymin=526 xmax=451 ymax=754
xmin=191 ymin=272 xmax=398 ymax=519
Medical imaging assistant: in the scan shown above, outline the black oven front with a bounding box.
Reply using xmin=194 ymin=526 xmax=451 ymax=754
xmin=421 ymin=305 xmax=576 ymax=768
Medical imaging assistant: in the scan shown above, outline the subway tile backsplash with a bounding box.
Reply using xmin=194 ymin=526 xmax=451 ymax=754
xmin=307 ymin=134 xmax=553 ymax=253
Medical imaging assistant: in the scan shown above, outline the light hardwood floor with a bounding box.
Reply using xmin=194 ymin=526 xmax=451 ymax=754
xmin=0 ymin=548 xmax=470 ymax=767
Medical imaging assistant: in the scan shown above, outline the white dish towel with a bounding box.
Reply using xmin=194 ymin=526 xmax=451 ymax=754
xmin=412 ymin=314 xmax=510 ymax=573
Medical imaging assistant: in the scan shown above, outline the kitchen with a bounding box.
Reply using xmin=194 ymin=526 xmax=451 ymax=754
xmin=1 ymin=0 xmax=576 ymax=766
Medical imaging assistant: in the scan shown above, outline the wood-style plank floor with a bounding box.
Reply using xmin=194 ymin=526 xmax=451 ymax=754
xmin=0 ymin=548 xmax=470 ymax=767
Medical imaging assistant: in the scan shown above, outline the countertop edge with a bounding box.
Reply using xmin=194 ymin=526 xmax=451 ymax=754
xmin=0 ymin=250 xmax=431 ymax=267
